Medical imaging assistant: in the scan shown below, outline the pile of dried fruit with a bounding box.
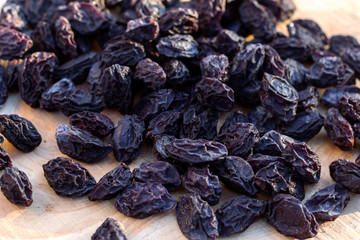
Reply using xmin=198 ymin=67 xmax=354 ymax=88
xmin=0 ymin=0 xmax=360 ymax=239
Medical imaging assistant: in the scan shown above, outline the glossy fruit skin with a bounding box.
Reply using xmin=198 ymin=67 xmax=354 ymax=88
xmin=40 ymin=78 xmax=75 ymax=111
xmin=215 ymin=29 xmax=244 ymax=59
xmin=330 ymin=159 xmax=360 ymax=193
xmin=126 ymin=16 xmax=159 ymax=44
xmin=0 ymin=26 xmax=32 ymax=60
xmin=0 ymin=167 xmax=33 ymax=206
xmin=163 ymin=59 xmax=190 ymax=88
xmin=253 ymin=130 xmax=296 ymax=156
xmin=297 ymin=87 xmax=319 ymax=112
xmin=219 ymin=111 xmax=248 ymax=134
xmin=330 ymin=35 xmax=360 ymax=56
xmin=5 ymin=58 xmax=23 ymax=91
xmin=159 ymin=8 xmax=199 ymax=35
xmin=91 ymin=218 xmax=127 ymax=240
xmin=134 ymin=58 xmax=166 ymax=90
xmin=195 ymin=0 xmax=225 ymax=35
xmin=270 ymin=35 xmax=311 ymax=63
xmin=321 ymin=86 xmax=360 ymax=108
xmin=146 ymin=110 xmax=182 ymax=140
xmin=156 ymin=34 xmax=199 ymax=58
xmin=43 ymin=157 xmax=96 ymax=198
xmin=115 ymin=182 xmax=176 ymax=219
xmin=200 ymin=54 xmax=229 ymax=82
xmin=54 ymin=16 xmax=77 ymax=59
xmin=338 ymin=96 xmax=360 ymax=124
xmin=248 ymin=105 xmax=277 ymax=136
xmin=135 ymin=0 xmax=166 ymax=19
xmin=0 ymin=3 xmax=28 ymax=31
xmin=283 ymin=58 xmax=309 ymax=90
xmin=247 ymin=154 xmax=286 ymax=173
xmin=342 ymin=48 xmax=360 ymax=78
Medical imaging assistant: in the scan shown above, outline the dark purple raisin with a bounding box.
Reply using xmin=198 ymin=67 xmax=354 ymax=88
xmin=283 ymin=58 xmax=309 ymax=90
xmin=270 ymin=35 xmax=311 ymax=63
xmin=40 ymin=78 xmax=75 ymax=111
xmin=4 ymin=58 xmax=23 ymax=90
xmin=248 ymin=105 xmax=277 ymax=136
xmin=146 ymin=110 xmax=182 ymax=139
xmin=54 ymin=16 xmax=77 ymax=59
xmin=0 ymin=26 xmax=32 ymax=60
xmin=219 ymin=111 xmax=248 ymax=134
xmin=342 ymin=48 xmax=360 ymax=78
xmin=200 ymin=54 xmax=229 ymax=82
xmin=159 ymin=8 xmax=198 ymax=35
xmin=134 ymin=58 xmax=166 ymax=90
xmin=329 ymin=159 xmax=360 ymax=193
xmin=330 ymin=35 xmax=360 ymax=56
xmin=215 ymin=29 xmax=244 ymax=59
xmin=0 ymin=3 xmax=28 ymax=31
xmin=253 ymin=130 xmax=296 ymax=156
xmin=126 ymin=16 xmax=159 ymax=44
xmin=135 ymin=0 xmax=166 ymax=19
xmin=246 ymin=154 xmax=286 ymax=173
xmin=338 ymin=96 xmax=360 ymax=124
xmin=157 ymin=34 xmax=198 ymax=58
xmin=297 ymin=87 xmax=319 ymax=112
xmin=163 ymin=59 xmax=190 ymax=88
xmin=321 ymin=85 xmax=360 ymax=108
xmin=91 ymin=218 xmax=127 ymax=240
xmin=195 ymin=0 xmax=225 ymax=35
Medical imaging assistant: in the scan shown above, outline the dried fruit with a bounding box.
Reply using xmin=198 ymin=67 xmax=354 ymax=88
xmin=159 ymin=8 xmax=198 ymax=35
xmin=219 ymin=111 xmax=248 ymax=134
xmin=248 ymin=105 xmax=277 ymax=136
xmin=329 ymin=159 xmax=360 ymax=193
xmin=342 ymin=48 xmax=360 ymax=77
xmin=253 ymin=130 xmax=296 ymax=156
xmin=247 ymin=154 xmax=286 ymax=173
xmin=135 ymin=0 xmax=166 ymax=19
xmin=195 ymin=0 xmax=225 ymax=34
xmin=31 ymin=21 xmax=57 ymax=53
xmin=200 ymin=54 xmax=229 ymax=82
xmin=270 ymin=35 xmax=311 ymax=63
xmin=157 ymin=34 xmax=198 ymax=58
xmin=0 ymin=26 xmax=32 ymax=60
xmin=163 ymin=59 xmax=190 ymax=88
xmin=297 ymin=87 xmax=319 ymax=112
xmin=283 ymin=58 xmax=308 ymax=90
xmin=54 ymin=16 xmax=77 ymax=59
xmin=330 ymin=35 xmax=360 ymax=56
xmin=40 ymin=78 xmax=75 ymax=111
xmin=321 ymin=85 xmax=360 ymax=108
xmin=215 ymin=29 xmax=244 ymax=59
xmin=134 ymin=58 xmax=166 ymax=90
xmin=0 ymin=3 xmax=28 ymax=31
xmin=338 ymin=96 xmax=360 ymax=124
xmin=147 ymin=110 xmax=182 ymax=139
xmin=91 ymin=218 xmax=127 ymax=240
xmin=126 ymin=16 xmax=159 ymax=43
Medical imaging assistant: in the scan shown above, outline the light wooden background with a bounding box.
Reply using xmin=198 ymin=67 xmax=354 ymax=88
xmin=1 ymin=0 xmax=360 ymax=239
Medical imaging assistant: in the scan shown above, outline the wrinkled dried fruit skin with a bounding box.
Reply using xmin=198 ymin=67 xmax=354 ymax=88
xmin=0 ymin=66 xmax=8 ymax=107
xmin=308 ymin=56 xmax=355 ymax=88
xmin=157 ymin=34 xmax=198 ymax=58
xmin=101 ymin=64 xmax=133 ymax=114
xmin=216 ymin=195 xmax=267 ymax=236
xmin=253 ymin=130 xmax=296 ymax=157
xmin=283 ymin=142 xmax=321 ymax=183
xmin=287 ymin=19 xmax=328 ymax=50
xmin=324 ymin=108 xmax=354 ymax=150
xmin=259 ymin=73 xmax=299 ymax=122
xmin=0 ymin=26 xmax=32 ymax=60
xmin=91 ymin=218 xmax=127 ymax=240
xmin=311 ymin=50 xmax=337 ymax=63
xmin=159 ymin=8 xmax=198 ymax=35
xmin=263 ymin=45 xmax=285 ymax=77
xmin=338 ymin=96 xmax=360 ymax=124
xmin=164 ymin=138 xmax=228 ymax=164
xmin=297 ymin=87 xmax=319 ymax=112
xmin=248 ymin=105 xmax=277 ymax=136
xmin=126 ymin=16 xmax=159 ymax=43
xmin=135 ymin=58 xmax=166 ymax=90
xmin=247 ymin=154 xmax=286 ymax=173
xmin=215 ymin=29 xmax=244 ymax=59
xmin=254 ymin=162 xmax=305 ymax=200
xmin=200 ymin=54 xmax=229 ymax=82
xmin=195 ymin=0 xmax=225 ymax=35
xmin=69 ymin=111 xmax=114 ymax=138
xmin=115 ymin=182 xmax=176 ymax=219
xmin=0 ymin=3 xmax=28 ymax=31
xmin=305 ymin=184 xmax=350 ymax=222
xmin=89 ymin=163 xmax=133 ymax=201
xmin=54 ymin=52 xmax=98 ymax=84
xmin=25 ymin=0 xmax=63 ymax=27
xmin=283 ymin=58 xmax=308 ymax=90
xmin=0 ymin=114 xmax=42 ymax=152
xmin=112 ymin=115 xmax=145 ymax=164
xmin=0 ymin=167 xmax=32 ymax=206
xmin=31 ymin=21 xmax=57 ymax=54
xmin=135 ymin=0 xmax=166 ymax=19
xmin=176 ymin=194 xmax=218 ymax=240
xmin=195 ymin=78 xmax=234 ymax=112
xmin=133 ymin=161 xmax=181 ymax=191
xmin=0 ymin=146 xmax=11 ymax=170
xmin=330 ymin=159 xmax=360 ymax=193
xmin=219 ymin=111 xmax=248 ymax=134
xmin=342 ymin=48 xmax=360 ymax=78
xmin=163 ymin=59 xmax=190 ymax=88
xmin=39 ymin=78 xmax=75 ymax=111
xmin=216 ymin=123 xmax=259 ymax=159
xmin=330 ymin=35 xmax=360 ymax=56
xmin=55 ymin=16 xmax=77 ymax=59
xmin=43 ymin=157 xmax=96 ymax=197
xmin=270 ymin=35 xmax=311 ymax=63
xmin=267 ymin=194 xmax=319 ymax=239
xmin=147 ymin=110 xmax=182 ymax=139
xmin=5 ymin=58 xmax=23 ymax=90
xmin=19 ymin=52 xmax=58 ymax=108
xmin=183 ymin=166 xmax=222 ymax=205
xmin=211 ymin=156 xmax=257 ymax=196
xmin=56 ymin=123 xmax=112 ymax=163
xmin=87 ymin=61 xmax=105 ymax=97
xmin=168 ymin=91 xmax=190 ymax=110
xmin=321 ymin=86 xmax=360 ymax=108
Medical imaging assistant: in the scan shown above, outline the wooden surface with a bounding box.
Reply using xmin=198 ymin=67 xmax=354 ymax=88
xmin=1 ymin=0 xmax=360 ymax=239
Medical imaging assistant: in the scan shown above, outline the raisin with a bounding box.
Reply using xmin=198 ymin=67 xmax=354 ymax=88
xmin=134 ymin=58 xmax=166 ymax=90
xmin=216 ymin=195 xmax=267 ymax=236
xmin=195 ymin=0 xmax=225 ymax=35
xmin=112 ymin=115 xmax=145 ymax=164
xmin=55 ymin=123 xmax=112 ymax=163
xmin=342 ymin=47 xmax=360 ymax=78
xmin=311 ymin=50 xmax=337 ymax=62
xmin=69 ymin=111 xmax=114 ymax=138
xmin=159 ymin=8 xmax=198 ymax=35
xmin=0 ymin=167 xmax=32 ymax=206
xmin=329 ymin=159 xmax=360 ymax=193
xmin=135 ymin=0 xmax=166 ymax=19
xmin=247 ymin=154 xmax=286 ymax=173
xmin=324 ymin=108 xmax=354 ymax=150
xmin=297 ymin=87 xmax=319 ymax=112
xmin=157 ymin=34 xmax=199 ymax=58
xmin=169 ymin=91 xmax=190 ymax=111
xmin=0 ymin=66 xmax=8 ymax=107
xmin=0 ymin=3 xmax=28 ymax=31
xmin=267 ymin=194 xmax=319 ymax=239
xmin=126 ymin=16 xmax=159 ymax=44
xmin=321 ymin=85 xmax=360 ymax=108
xmin=263 ymin=45 xmax=285 ymax=77
xmin=200 ymin=54 xmax=229 ymax=82
xmin=0 ymin=146 xmax=11 ymax=170
xmin=164 ymin=138 xmax=228 ymax=164
xmin=0 ymin=26 xmax=32 ymax=60
xmin=54 ymin=16 xmax=77 ymax=59
xmin=338 ymin=96 xmax=360 ymax=124
xmin=4 ymin=58 xmax=23 ymax=90
xmin=258 ymin=0 xmax=283 ymax=20
xmin=219 ymin=111 xmax=248 ymax=134
xmin=215 ymin=29 xmax=244 ymax=59
xmin=87 ymin=61 xmax=106 ymax=97
xmin=88 ymin=163 xmax=133 ymax=201
xmin=147 ymin=110 xmax=182 ymax=139
xmin=19 ymin=52 xmax=58 ymax=108
xmin=176 ymin=194 xmax=218 ymax=240
xmin=0 ymin=114 xmax=42 ymax=152
xmin=31 ymin=21 xmax=57 ymax=53
xmin=25 ymin=0 xmax=63 ymax=27
xmin=305 ymin=184 xmax=350 ymax=222
xmin=253 ymin=130 xmax=296 ymax=156
xmin=115 ymin=182 xmax=176 ymax=219
xmin=248 ymin=105 xmax=277 ymax=136
xmin=91 ymin=218 xmax=127 ymax=240
xmin=40 ymin=78 xmax=75 ymax=111
xmin=330 ymin=35 xmax=360 ymax=56
xmin=270 ymin=35 xmax=311 ymax=63
xmin=283 ymin=58 xmax=308 ymax=90
xmin=163 ymin=59 xmax=190 ymax=88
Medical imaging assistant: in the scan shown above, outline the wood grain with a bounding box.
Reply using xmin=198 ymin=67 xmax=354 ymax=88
xmin=1 ymin=0 xmax=360 ymax=239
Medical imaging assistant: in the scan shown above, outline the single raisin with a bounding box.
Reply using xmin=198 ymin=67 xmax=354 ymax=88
xmin=157 ymin=34 xmax=199 ymax=58
xmin=134 ymin=58 xmax=166 ymax=90
xmin=200 ymin=54 xmax=229 ymax=82
xmin=253 ymin=130 xmax=296 ymax=156
xmin=0 ymin=26 xmax=32 ymax=60
xmin=321 ymin=85 xmax=360 ymax=108
xmin=338 ymin=96 xmax=360 ymax=124
xmin=54 ymin=16 xmax=77 ymax=59
xmin=146 ymin=110 xmax=182 ymax=140
xmin=126 ymin=16 xmax=159 ymax=44
xmin=91 ymin=218 xmax=127 ymax=240
xmin=329 ymin=159 xmax=360 ymax=193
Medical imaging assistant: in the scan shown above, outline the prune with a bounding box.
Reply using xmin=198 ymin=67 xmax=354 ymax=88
xmin=211 ymin=156 xmax=257 ymax=195
xmin=91 ymin=218 xmax=127 ymax=240
xmin=159 ymin=8 xmax=198 ymax=35
xmin=39 ymin=78 xmax=75 ymax=111
xmin=54 ymin=52 xmax=98 ymax=84
xmin=54 ymin=2 xmax=108 ymax=35
xmin=307 ymin=56 xmax=355 ymax=88
xmin=277 ymin=108 xmax=324 ymax=142
xmin=324 ymin=108 xmax=354 ymax=150
xmin=0 ymin=146 xmax=11 ymax=170
xmin=287 ymin=19 xmax=328 ymax=50
xmin=0 ymin=26 xmax=32 ymax=60
xmin=338 ymin=96 xmax=360 ymax=124
xmin=157 ymin=34 xmax=198 ymax=58
xmin=321 ymin=85 xmax=360 ymax=108
xmin=133 ymin=161 xmax=181 ymax=191
xmin=135 ymin=0 xmax=166 ymax=19
xmin=19 ymin=52 xmax=58 ymax=108
xmin=216 ymin=195 xmax=267 ymax=236
xmin=101 ymin=64 xmax=133 ymax=114
xmin=133 ymin=89 xmax=174 ymax=121
xmin=254 ymin=162 xmax=305 ymax=200
xmin=270 ymin=35 xmax=311 ymax=63
xmin=112 ymin=115 xmax=145 ymax=164
xmin=164 ymin=138 xmax=228 ymax=164
xmin=134 ymin=58 xmax=166 ymax=90
xmin=4 ymin=58 xmax=23 ymax=90
xmin=195 ymin=0 xmax=225 ymax=35
xmin=216 ymin=123 xmax=259 ymax=159
xmin=69 ymin=111 xmax=114 ymax=138
xmin=219 ymin=111 xmax=248 ymax=134
xmin=267 ymin=194 xmax=319 ymax=239
xmin=54 ymin=16 xmax=77 ymax=59
xmin=330 ymin=35 xmax=360 ymax=56
xmin=259 ymin=73 xmax=299 ymax=122
xmin=181 ymin=103 xmax=219 ymax=140
xmin=0 ymin=167 xmax=32 ymax=206
xmin=305 ymin=184 xmax=350 ymax=222
xmin=283 ymin=58 xmax=308 ymax=90
xmin=88 ymin=163 xmax=133 ymax=201
xmin=215 ymin=29 xmax=244 ymax=59
xmin=253 ymin=130 xmax=296 ymax=156
xmin=176 ymin=194 xmax=218 ymax=240
xmin=163 ymin=59 xmax=190 ymax=88
xmin=342 ymin=47 xmax=360 ymax=78
xmin=283 ymin=142 xmax=321 ymax=183
xmin=247 ymin=154 xmax=286 ymax=173
xmin=200 ymin=54 xmax=229 ymax=82
xmin=239 ymin=0 xmax=276 ymax=41
xmin=248 ymin=105 xmax=277 ymax=136
xmin=297 ymin=87 xmax=319 ymax=112
xmin=0 ymin=114 xmax=41 ymax=152
xmin=126 ymin=16 xmax=159 ymax=44
xmin=0 ymin=3 xmax=28 ymax=31
xmin=115 ymin=182 xmax=176 ymax=219
xmin=42 ymin=157 xmax=96 ymax=197
xmin=101 ymin=37 xmax=146 ymax=67
xmin=311 ymin=50 xmax=337 ymax=62
xmin=147 ymin=110 xmax=182 ymax=139
xmin=330 ymin=159 xmax=360 ymax=193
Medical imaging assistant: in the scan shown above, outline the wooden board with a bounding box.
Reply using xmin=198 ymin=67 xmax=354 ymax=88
xmin=1 ymin=0 xmax=360 ymax=239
